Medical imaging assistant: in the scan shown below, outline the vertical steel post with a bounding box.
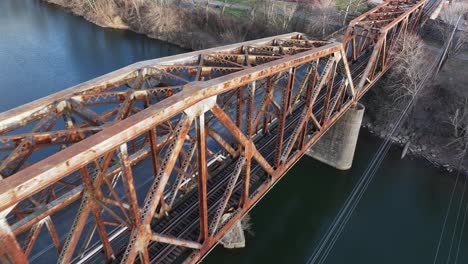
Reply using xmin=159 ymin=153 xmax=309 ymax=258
xmin=241 ymin=81 xmax=256 ymax=206
xmin=119 ymin=144 xmax=143 ymax=227
xmin=236 ymin=87 xmax=244 ymax=153
xmin=145 ymin=99 xmax=160 ymax=177
xmin=196 ymin=113 xmax=209 ymax=242
xmin=275 ymin=68 xmax=295 ymax=168
xmin=80 ymin=167 xmax=114 ymax=260
xmin=262 ymin=77 xmax=273 ymax=134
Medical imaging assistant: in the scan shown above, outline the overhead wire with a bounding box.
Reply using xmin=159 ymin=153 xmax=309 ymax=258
xmin=432 ymin=15 xmax=464 ymax=264
xmin=433 ymin=166 xmax=463 ymax=264
xmin=453 ymin=158 xmax=468 ymax=264
xmin=433 ymin=141 xmax=468 ymax=264
xmin=444 ymin=143 xmax=468 ymax=264
xmin=308 ymin=28 xmax=446 ymax=264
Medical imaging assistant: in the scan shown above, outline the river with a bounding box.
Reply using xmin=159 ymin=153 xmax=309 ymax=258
xmin=0 ymin=1 xmax=466 ymax=263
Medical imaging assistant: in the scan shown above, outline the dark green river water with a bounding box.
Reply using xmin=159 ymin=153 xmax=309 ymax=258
xmin=1 ymin=1 xmax=466 ymax=263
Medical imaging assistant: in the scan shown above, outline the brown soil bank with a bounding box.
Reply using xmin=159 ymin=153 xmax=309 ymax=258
xmin=361 ymin=41 xmax=468 ymax=175
xmin=42 ymin=0 xmax=350 ymax=50
xmin=43 ymin=0 xmax=221 ymax=49
xmin=42 ymin=0 xmax=466 ymax=175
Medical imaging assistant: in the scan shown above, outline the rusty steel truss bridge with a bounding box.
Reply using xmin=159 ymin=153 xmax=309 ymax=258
xmin=0 ymin=0 xmax=439 ymax=263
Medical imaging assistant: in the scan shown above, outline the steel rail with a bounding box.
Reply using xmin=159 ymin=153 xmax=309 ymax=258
xmin=0 ymin=0 xmax=438 ymax=262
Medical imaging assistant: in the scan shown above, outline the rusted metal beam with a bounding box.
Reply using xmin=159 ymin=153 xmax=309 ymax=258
xmin=121 ymin=115 xmax=192 ymax=263
xmin=0 ymin=2 xmax=428 ymax=260
xmin=275 ymin=68 xmax=295 ymax=168
xmin=210 ymin=155 xmax=245 ymax=235
xmin=57 ymin=197 xmax=92 ymax=264
xmin=22 ymin=221 xmax=43 ymax=257
xmin=79 ymin=167 xmax=114 ymax=261
xmin=211 ymin=104 xmax=275 ymax=176
xmin=0 ymin=41 xmax=342 ymax=213
xmin=0 ymin=33 xmax=306 ymax=181
xmin=119 ymin=144 xmax=142 ymax=227
xmin=206 ymin=127 xmax=236 ymax=157
xmin=196 ymin=113 xmax=209 ymax=242
xmin=168 ymin=141 xmax=196 ymax=208
xmin=44 ymin=216 xmax=62 ymax=253
xmin=0 ymin=218 xmax=28 ymax=264
xmin=241 ymin=81 xmax=256 ymax=206
xmin=151 ymin=233 xmax=202 ymax=249
xmin=185 ymin=101 xmax=358 ymax=264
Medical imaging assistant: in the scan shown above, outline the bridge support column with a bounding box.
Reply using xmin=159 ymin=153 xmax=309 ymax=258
xmin=306 ymin=103 xmax=365 ymax=170
xmin=219 ymin=214 xmax=245 ymax=249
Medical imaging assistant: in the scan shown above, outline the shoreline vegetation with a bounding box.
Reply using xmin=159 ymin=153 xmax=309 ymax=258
xmin=43 ymin=0 xmax=468 ymax=176
xmin=43 ymin=0 xmax=363 ymax=49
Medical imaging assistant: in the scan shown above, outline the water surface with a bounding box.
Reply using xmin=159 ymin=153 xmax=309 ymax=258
xmin=1 ymin=1 xmax=466 ymax=263
xmin=0 ymin=0 xmax=185 ymax=112
xmin=204 ymin=131 xmax=468 ymax=264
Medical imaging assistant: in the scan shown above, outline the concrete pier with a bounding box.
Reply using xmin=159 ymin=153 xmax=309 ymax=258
xmin=219 ymin=214 xmax=246 ymax=249
xmin=306 ymin=103 xmax=365 ymax=170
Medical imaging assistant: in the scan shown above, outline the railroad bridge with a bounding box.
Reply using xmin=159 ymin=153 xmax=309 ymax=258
xmin=0 ymin=0 xmax=440 ymax=263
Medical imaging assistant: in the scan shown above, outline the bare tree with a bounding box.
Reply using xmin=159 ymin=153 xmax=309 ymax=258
xmin=305 ymin=0 xmax=338 ymax=38
xmin=437 ymin=2 xmax=468 ymax=58
xmin=220 ymin=0 xmax=228 ymax=18
xmin=446 ymin=97 xmax=468 ymax=166
xmin=247 ymin=2 xmax=257 ymax=22
xmin=261 ymin=0 xmax=276 ymax=21
xmin=388 ymin=33 xmax=430 ymax=104
xmin=205 ymin=0 xmax=211 ymax=25
xmin=139 ymin=1 xmax=184 ymax=36
xmin=342 ymin=0 xmax=367 ymax=26
xmin=280 ymin=2 xmax=298 ymax=31
xmin=382 ymin=33 xmax=430 ymax=140
xmin=449 ymin=98 xmax=468 ymax=141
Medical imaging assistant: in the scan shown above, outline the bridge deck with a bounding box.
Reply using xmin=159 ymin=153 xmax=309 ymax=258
xmin=82 ymin=48 xmax=372 ymax=263
xmin=0 ymin=0 xmax=439 ymax=263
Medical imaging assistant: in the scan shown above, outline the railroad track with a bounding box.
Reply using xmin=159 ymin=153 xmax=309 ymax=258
xmin=423 ymin=0 xmax=443 ymax=19
xmin=139 ymin=50 xmax=375 ymax=264
xmin=78 ymin=47 xmax=374 ymax=264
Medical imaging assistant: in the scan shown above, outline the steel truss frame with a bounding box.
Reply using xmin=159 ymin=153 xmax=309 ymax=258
xmin=343 ymin=0 xmax=425 ymax=95
xmin=0 ymin=0 xmax=426 ymax=262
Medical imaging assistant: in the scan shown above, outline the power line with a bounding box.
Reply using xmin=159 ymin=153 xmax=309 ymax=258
xmin=445 ymin=158 xmax=468 ymax=264
xmin=433 ymin=167 xmax=463 ymax=264
xmin=308 ymin=31 xmax=445 ymax=264
xmin=454 ymin=164 xmax=468 ymax=263
xmin=433 ymin=144 xmax=468 ymax=264
xmin=432 ymin=14 xmax=464 ymax=264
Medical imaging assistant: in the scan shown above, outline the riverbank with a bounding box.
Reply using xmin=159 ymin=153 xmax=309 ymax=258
xmin=4 ymin=2 xmax=468 ymax=262
xmin=361 ymin=40 xmax=468 ymax=176
xmin=42 ymin=0 xmax=358 ymax=50
xmin=43 ymin=0 xmax=129 ymax=29
xmin=42 ymin=0 xmax=220 ymax=49
xmin=41 ymin=0 xmax=467 ymax=176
